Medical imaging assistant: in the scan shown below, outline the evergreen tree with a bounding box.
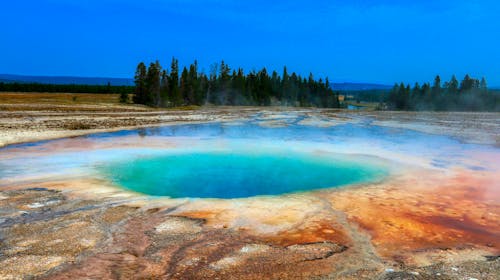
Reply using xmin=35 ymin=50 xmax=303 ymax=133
xmin=198 ymin=73 xmax=209 ymax=105
xmin=219 ymin=60 xmax=230 ymax=82
xmin=169 ymin=57 xmax=182 ymax=106
xmin=460 ymin=74 xmax=474 ymax=92
xmin=448 ymin=75 xmax=459 ymax=94
xmin=145 ymin=61 xmax=161 ymax=106
xmin=429 ymin=75 xmax=441 ymax=106
xmin=233 ymin=68 xmax=247 ymax=104
xmin=257 ymin=68 xmax=271 ymax=105
xmin=160 ymin=70 xmax=169 ymax=106
xmin=412 ymin=82 xmax=421 ymax=96
xmin=133 ymin=62 xmax=147 ymax=104
xmin=188 ymin=60 xmax=202 ymax=105
xmin=119 ymin=92 xmax=129 ymax=103
xmin=282 ymin=66 xmax=290 ymax=105
xmin=207 ymin=62 xmax=219 ymax=104
xmin=289 ymin=72 xmax=299 ymax=106
xmin=180 ymin=67 xmax=190 ymax=104
xmin=432 ymin=75 xmax=441 ymax=90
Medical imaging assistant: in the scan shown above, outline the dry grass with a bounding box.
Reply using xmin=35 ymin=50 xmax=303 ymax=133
xmin=0 ymin=92 xmax=203 ymax=113
xmin=0 ymin=92 xmax=121 ymax=105
xmin=0 ymin=92 xmax=152 ymax=112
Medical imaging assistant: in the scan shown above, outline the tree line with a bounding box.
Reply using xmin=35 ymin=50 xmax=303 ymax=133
xmin=386 ymin=75 xmax=498 ymax=111
xmin=130 ymin=58 xmax=340 ymax=108
xmin=0 ymin=82 xmax=134 ymax=94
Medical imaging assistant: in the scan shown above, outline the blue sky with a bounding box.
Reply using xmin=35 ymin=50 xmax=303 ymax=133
xmin=1 ymin=0 xmax=499 ymax=85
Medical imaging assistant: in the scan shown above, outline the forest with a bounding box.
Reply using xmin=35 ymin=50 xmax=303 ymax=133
xmin=0 ymin=82 xmax=134 ymax=94
xmin=385 ymin=75 xmax=499 ymax=111
xmin=130 ymin=58 xmax=340 ymax=108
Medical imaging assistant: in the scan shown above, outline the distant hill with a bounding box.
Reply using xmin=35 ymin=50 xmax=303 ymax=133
xmin=331 ymin=82 xmax=392 ymax=91
xmin=0 ymin=74 xmax=134 ymax=86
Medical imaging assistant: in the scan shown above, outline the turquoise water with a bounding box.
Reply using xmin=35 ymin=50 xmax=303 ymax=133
xmin=100 ymin=151 xmax=387 ymax=198
xmin=3 ymin=114 xmax=495 ymax=197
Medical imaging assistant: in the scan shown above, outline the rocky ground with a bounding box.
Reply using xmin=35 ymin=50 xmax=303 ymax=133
xmin=0 ymin=93 xmax=499 ymax=279
xmin=1 ymin=174 xmax=498 ymax=279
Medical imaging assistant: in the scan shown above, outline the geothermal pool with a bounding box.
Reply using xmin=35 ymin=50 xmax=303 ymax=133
xmin=0 ymin=113 xmax=497 ymax=199
xmin=101 ymin=151 xmax=386 ymax=198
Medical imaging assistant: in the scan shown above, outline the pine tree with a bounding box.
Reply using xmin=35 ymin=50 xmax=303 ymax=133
xmin=219 ymin=60 xmax=231 ymax=102
xmin=187 ymin=61 xmax=200 ymax=104
xmin=169 ymin=57 xmax=181 ymax=106
xmin=432 ymin=75 xmax=441 ymax=93
xmin=282 ymin=66 xmax=290 ymax=105
xmin=448 ymin=75 xmax=459 ymax=94
xmin=145 ymin=61 xmax=161 ymax=106
xmin=133 ymin=62 xmax=147 ymax=104
xmin=119 ymin=91 xmax=129 ymax=103
xmin=233 ymin=68 xmax=247 ymax=104
xmin=429 ymin=75 xmax=441 ymax=104
xmin=412 ymin=82 xmax=421 ymax=96
xmin=160 ymin=70 xmax=169 ymax=106
xmin=396 ymin=82 xmax=407 ymax=109
xmin=180 ymin=67 xmax=190 ymax=104
xmin=198 ymin=73 xmax=209 ymax=105
xmin=257 ymin=68 xmax=271 ymax=105
xmin=219 ymin=60 xmax=230 ymax=82
xmin=460 ymin=74 xmax=474 ymax=92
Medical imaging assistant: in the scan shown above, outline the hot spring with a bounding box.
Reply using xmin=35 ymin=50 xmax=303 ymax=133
xmin=2 ymin=113 xmax=493 ymax=199
xmin=99 ymin=150 xmax=386 ymax=198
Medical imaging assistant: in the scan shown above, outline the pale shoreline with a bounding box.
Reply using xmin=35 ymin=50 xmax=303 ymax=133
xmin=1 ymin=106 xmax=499 ymax=148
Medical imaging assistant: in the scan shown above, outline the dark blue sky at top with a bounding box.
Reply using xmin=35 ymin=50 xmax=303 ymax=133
xmin=1 ymin=0 xmax=499 ymax=85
